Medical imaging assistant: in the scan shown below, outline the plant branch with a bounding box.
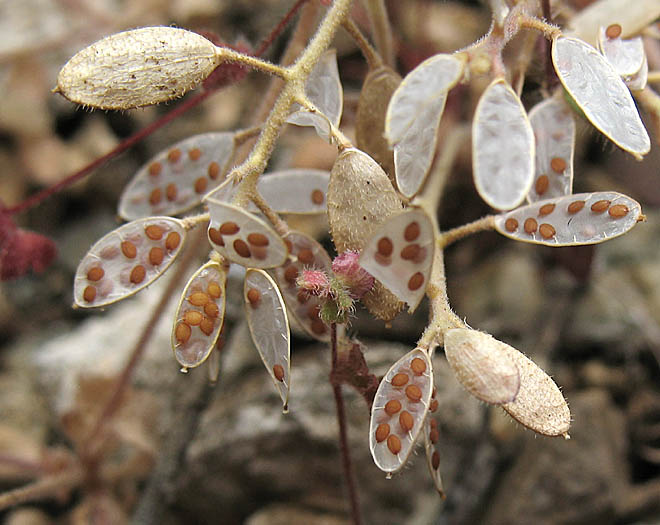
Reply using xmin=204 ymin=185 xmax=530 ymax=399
xmin=342 ymin=17 xmax=382 ymax=70
xmin=438 ymin=215 xmax=497 ymax=249
xmin=0 ymin=467 xmax=84 ymax=511
xmin=215 ymin=47 xmax=291 ymax=79
xmin=364 ymin=0 xmax=395 ymax=67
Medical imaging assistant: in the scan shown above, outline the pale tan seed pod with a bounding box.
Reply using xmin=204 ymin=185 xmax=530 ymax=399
xmin=327 ymin=148 xmax=404 ymax=321
xmin=55 ymin=27 xmax=220 ymax=110
xmin=356 ymin=65 xmax=401 ymax=181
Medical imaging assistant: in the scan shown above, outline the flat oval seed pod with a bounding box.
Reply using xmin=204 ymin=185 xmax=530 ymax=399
xmin=624 ymin=55 xmax=648 ymax=91
xmin=597 ymin=26 xmax=646 ymax=78
xmin=423 ymin=406 xmax=445 ymax=498
xmin=271 ymin=231 xmax=333 ymax=341
xmin=552 ymin=36 xmax=650 ymax=159
xmin=473 ymin=78 xmax=535 ymax=211
xmin=386 ymin=54 xmax=464 ymax=198
xmin=172 ymin=261 xmax=226 ymax=370
xmin=244 ymin=269 xmax=291 ymax=409
xmin=500 ymin=344 xmax=571 ymax=437
xmin=527 ymin=97 xmax=575 ymax=202
xmin=56 ymin=27 xmax=220 ymax=110
xmin=118 ymin=132 xmax=235 ymax=220
xmin=206 ymin=199 xmax=287 ymax=269
xmin=444 ymin=328 xmax=520 ymax=405
xmin=359 ymin=208 xmax=434 ymax=313
xmin=257 ymin=169 xmax=330 ymax=214
xmin=327 ymin=148 xmax=404 ymax=321
xmin=495 ymin=191 xmax=642 ymax=246
xmin=287 ymin=49 xmax=343 ymax=141
xmin=74 ymin=217 xmax=185 ymax=308
xmin=370 ymin=348 xmax=433 ymax=474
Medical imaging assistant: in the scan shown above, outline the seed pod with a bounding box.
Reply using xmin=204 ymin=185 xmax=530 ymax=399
xmin=327 ymin=148 xmax=404 ymax=321
xmin=356 ymin=65 xmax=401 ymax=180
xmin=444 ymin=328 xmax=520 ymax=405
xmin=56 ymin=27 xmax=221 ymax=110
xmin=257 ymin=169 xmax=330 ymax=215
xmin=423 ymin=394 xmax=445 ymax=498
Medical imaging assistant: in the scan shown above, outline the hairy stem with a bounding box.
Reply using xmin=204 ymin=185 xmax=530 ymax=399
xmin=364 ymin=0 xmax=395 ymax=67
xmin=438 ymin=215 xmax=497 ymax=249
xmin=342 ymin=17 xmax=382 ymax=70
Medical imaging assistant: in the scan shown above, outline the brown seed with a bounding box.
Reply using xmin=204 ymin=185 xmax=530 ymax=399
xmin=83 ymin=285 xmax=96 ymax=303
xmin=431 ymin=451 xmax=440 ymax=470
xmin=188 ymin=147 xmax=202 ymax=161
xmin=387 ymin=434 xmax=402 ymax=455
xmin=384 ymin=399 xmax=402 ymax=416
xmin=130 ymin=265 xmax=146 ymax=284
xmin=208 ymin=161 xmax=220 ymax=180
xmin=404 ymin=221 xmax=420 ymax=242
xmin=375 ymin=253 xmax=391 ymax=267
xmin=524 ymin=217 xmax=538 ymax=234
xmin=145 ymin=224 xmax=164 ymax=240
xmin=399 ymin=410 xmax=414 ymax=432
xmin=400 ymin=244 xmax=420 ymax=261
xmin=405 ymin=384 xmax=422 ymax=402
xmin=311 ymin=318 xmax=327 ymax=335
xmin=535 ymin=175 xmax=549 ymax=195
xmin=539 ymin=223 xmax=556 ymax=239
xmin=233 ymin=239 xmax=251 ymax=258
xmin=219 ymin=222 xmax=239 ymax=235
xmin=591 ymin=200 xmax=610 ymax=213
xmin=606 ymin=23 xmax=622 ymax=39
xmin=311 ymin=189 xmax=324 ymax=205
xmin=550 ymin=157 xmax=567 ymax=173
xmin=568 ymin=200 xmax=585 ymax=214
xmin=391 ymin=373 xmax=409 ymax=387
xmin=377 ymin=237 xmax=393 ymax=257
xmin=208 ymin=227 xmax=224 ymax=246
xmin=121 ymin=241 xmax=137 ymax=259
xmin=284 ymin=265 xmax=299 ymax=284
xmin=199 ymin=316 xmax=214 ymax=335
xmin=149 ymin=246 xmax=165 ymax=266
xmin=410 ymin=357 xmax=426 ymax=376
xmin=298 ymin=248 xmax=314 ymax=265
xmin=194 ymin=177 xmax=208 ymax=194
xmin=408 ymin=272 xmax=424 ymax=291
xmin=87 ymin=267 xmax=104 ymax=282
xmin=608 ymin=204 xmax=629 ymax=218
xmin=430 ymin=418 xmax=438 ymax=430
xmin=246 ymin=288 xmax=260 ymax=308
xmin=273 ymin=364 xmax=285 ymax=382
xmin=165 ymin=232 xmax=181 ymax=251
xmin=148 ymin=161 xmax=162 ymax=177
xmin=166 ymin=183 xmax=177 ymax=201
xmin=167 ymin=148 xmax=182 ymax=163
xmin=149 ymin=188 xmax=162 ymax=205
xmin=247 ymin=233 xmax=269 ymax=247
xmin=430 ymin=399 xmax=439 ymax=413
xmin=375 ymin=423 xmax=390 ymax=443
xmin=189 ymin=292 xmax=210 ymax=306
xmin=307 ymin=304 xmax=321 ymax=321
xmin=204 ymin=301 xmax=219 ymax=318
xmin=505 ymin=218 xmax=518 ymax=232
xmin=184 ymin=310 xmax=203 ymax=326
xmin=429 ymin=428 xmax=440 ymax=444
xmin=207 ymin=281 xmax=222 ymax=298
xmin=175 ymin=322 xmax=191 ymax=344
xmin=539 ymin=203 xmax=555 ymax=216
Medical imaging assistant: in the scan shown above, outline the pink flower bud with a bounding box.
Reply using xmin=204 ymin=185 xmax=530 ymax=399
xmin=296 ymin=269 xmax=331 ymax=297
xmin=332 ymin=251 xmax=374 ymax=299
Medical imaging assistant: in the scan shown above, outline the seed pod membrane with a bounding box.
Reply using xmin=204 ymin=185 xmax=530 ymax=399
xmin=473 ymin=79 xmax=535 ymax=211
xmin=597 ymin=27 xmax=646 ymax=77
xmin=244 ymin=269 xmax=291 ymax=410
xmin=327 ymin=148 xmax=404 ymax=321
xmin=423 ymin=400 xmax=445 ymax=498
xmin=552 ymin=36 xmax=650 ymax=158
xmin=118 ymin=132 xmax=235 ymax=220
xmin=370 ymin=348 xmax=433 ymax=473
xmin=56 ymin=27 xmax=220 ymax=110
xmin=257 ymin=170 xmax=330 ymax=215
xmin=356 ymin=65 xmax=401 ymax=180
xmin=444 ymin=329 xmax=520 ymax=405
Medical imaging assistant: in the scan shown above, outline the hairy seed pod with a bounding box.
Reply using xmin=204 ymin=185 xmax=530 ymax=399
xmin=55 ymin=27 xmax=221 ymax=110
xmin=356 ymin=65 xmax=401 ymax=181
xmin=327 ymin=148 xmax=404 ymax=320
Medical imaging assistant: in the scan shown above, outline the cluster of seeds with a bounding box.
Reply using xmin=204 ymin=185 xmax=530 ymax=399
xmin=75 ymin=217 xmax=185 ymax=308
xmin=172 ymin=262 xmax=226 ymax=370
xmin=423 ymin=388 xmax=445 ymax=497
xmin=370 ymin=348 xmax=433 ymax=473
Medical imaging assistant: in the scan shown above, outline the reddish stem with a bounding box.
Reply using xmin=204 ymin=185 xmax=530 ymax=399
xmin=255 ymin=0 xmax=311 ymax=56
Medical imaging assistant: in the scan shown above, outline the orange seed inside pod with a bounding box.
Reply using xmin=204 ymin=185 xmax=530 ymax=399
xmin=219 ymin=222 xmax=239 ymax=235
xmin=208 ymin=228 xmax=224 ymax=246
xmin=505 ymin=218 xmax=518 ymax=232
xmin=130 ymin=265 xmax=146 ymax=284
xmin=384 ymin=399 xmax=402 ymax=416
xmin=311 ymin=318 xmax=327 ymax=335
xmin=432 ymin=451 xmax=440 ymax=470
xmin=121 ymin=241 xmax=137 ymax=259
xmin=375 ymin=423 xmax=390 ymax=443
xmin=207 ymin=281 xmax=222 ymax=299
xmin=568 ymin=200 xmax=585 ymax=214
xmin=208 ymin=161 xmax=220 ymax=180
xmin=430 ymin=399 xmax=439 ymax=412
xmin=247 ymin=233 xmax=269 ymax=247
xmin=149 ymin=188 xmax=162 ymax=205
xmin=165 ymin=232 xmax=181 ymax=251
xmin=539 ymin=223 xmax=556 ymax=239
xmin=233 ymin=239 xmax=251 ymax=258
xmin=199 ymin=316 xmax=214 ymax=335
xmin=149 ymin=247 xmax=165 ymax=266
xmin=145 ymin=225 xmax=164 ymax=240
xmin=408 ymin=272 xmax=424 ymax=291
xmin=391 ymin=373 xmax=409 ymax=387
xmin=429 ymin=428 xmax=440 ymax=444
xmin=166 ymin=183 xmax=177 ymax=201
xmin=539 ymin=203 xmax=555 ymax=216
xmin=608 ymin=204 xmax=629 ymax=218
xmin=410 ymin=357 xmax=426 ymax=375
xmin=606 ymin=23 xmax=622 ymax=39
xmin=377 ymin=237 xmax=393 ymax=257
xmin=405 ymin=384 xmax=422 ymax=402
xmin=175 ymin=322 xmax=191 ymax=344
xmin=247 ymin=288 xmax=261 ymax=308
xmin=400 ymin=244 xmax=420 ymax=261
xmin=399 ymin=411 xmax=414 ymax=432
xmin=273 ymin=364 xmax=285 ymax=382
xmin=591 ymin=200 xmax=611 ymax=213
xmin=550 ymin=157 xmax=567 ymax=173
xmin=311 ymin=189 xmax=324 ymax=205
xmin=404 ymin=222 xmax=420 ymax=242
xmin=167 ymin=148 xmax=182 ymax=163
xmin=535 ymin=175 xmax=549 ymax=195
xmin=189 ymin=292 xmax=210 ymax=306
xmin=387 ymin=434 xmax=402 ymax=455
xmin=204 ymin=301 xmax=219 ymax=318
xmin=188 ymin=148 xmax=202 ymax=161
xmin=194 ymin=177 xmax=208 ymax=194
xmin=83 ymin=285 xmax=96 ymax=303
xmin=298 ymin=248 xmax=314 ymax=265
xmin=148 ymin=162 xmax=162 ymax=177
xmin=87 ymin=267 xmax=104 ymax=281
xmin=284 ymin=265 xmax=299 ymax=284
xmin=184 ymin=311 xmax=203 ymax=326
xmin=524 ymin=218 xmax=538 ymax=234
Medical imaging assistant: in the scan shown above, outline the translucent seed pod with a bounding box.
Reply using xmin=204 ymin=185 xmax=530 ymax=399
xmin=56 ymin=27 xmax=220 ymax=110
xmin=472 ymin=78 xmax=535 ymax=211
xmin=423 ymin=393 xmax=445 ymax=498
xmin=172 ymin=261 xmax=226 ymax=371
xmin=444 ymin=328 xmax=520 ymax=405
xmin=495 ymin=191 xmax=642 ymax=246
xmin=552 ymin=36 xmax=650 ymax=159
xmin=244 ymin=269 xmax=291 ymax=411
xmin=370 ymin=348 xmax=433 ymax=474
xmin=118 ymin=132 xmax=235 ymax=220
xmin=359 ymin=208 xmax=434 ymax=313
xmin=327 ymin=148 xmax=404 ymax=321
xmin=257 ymin=170 xmax=330 ymax=215
xmin=598 ymin=25 xmax=646 ymax=77
xmin=74 ymin=217 xmax=185 ymax=308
